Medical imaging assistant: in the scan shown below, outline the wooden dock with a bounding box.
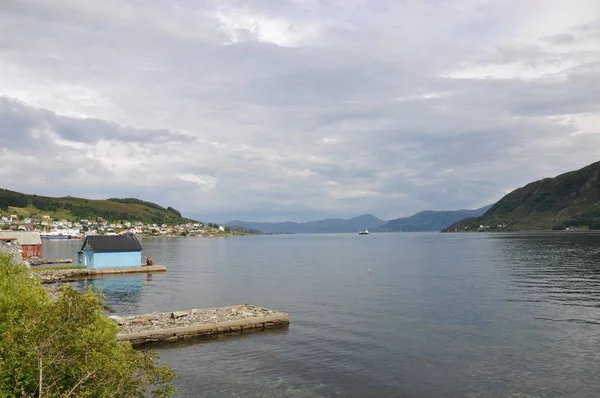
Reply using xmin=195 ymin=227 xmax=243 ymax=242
xmin=36 ymin=265 xmax=167 ymax=283
xmin=114 ymin=304 xmax=289 ymax=345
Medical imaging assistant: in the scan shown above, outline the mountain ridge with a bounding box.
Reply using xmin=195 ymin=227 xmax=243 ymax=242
xmin=227 ymin=206 xmax=495 ymax=233
xmin=375 ymin=205 xmax=493 ymax=232
xmin=226 ymin=214 xmax=386 ymax=234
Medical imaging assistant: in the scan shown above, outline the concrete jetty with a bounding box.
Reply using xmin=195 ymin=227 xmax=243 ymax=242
xmin=36 ymin=265 xmax=167 ymax=283
xmin=29 ymin=258 xmax=73 ymax=266
xmin=114 ymin=304 xmax=289 ymax=345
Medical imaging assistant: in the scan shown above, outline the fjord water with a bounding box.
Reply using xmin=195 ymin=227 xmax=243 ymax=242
xmin=44 ymin=233 xmax=600 ymax=397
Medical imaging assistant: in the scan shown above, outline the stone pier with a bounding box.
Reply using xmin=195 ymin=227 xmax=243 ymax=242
xmin=114 ymin=304 xmax=289 ymax=345
xmin=36 ymin=265 xmax=167 ymax=283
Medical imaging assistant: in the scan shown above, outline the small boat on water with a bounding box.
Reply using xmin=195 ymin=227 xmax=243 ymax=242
xmin=358 ymin=229 xmax=369 ymax=235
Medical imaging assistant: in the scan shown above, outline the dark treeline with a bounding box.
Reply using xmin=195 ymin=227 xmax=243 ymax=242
xmin=109 ymin=198 xmax=183 ymax=218
xmin=108 ymin=198 xmax=167 ymax=211
xmin=0 ymin=189 xmax=34 ymax=211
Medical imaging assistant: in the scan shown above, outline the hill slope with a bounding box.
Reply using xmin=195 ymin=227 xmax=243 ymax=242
xmin=376 ymin=205 xmax=493 ymax=232
xmin=0 ymin=189 xmax=193 ymax=224
xmin=226 ymin=214 xmax=386 ymax=233
xmin=444 ymin=161 xmax=600 ymax=232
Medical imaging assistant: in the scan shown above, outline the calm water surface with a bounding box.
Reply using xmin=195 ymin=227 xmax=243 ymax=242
xmin=43 ymin=233 xmax=600 ymax=397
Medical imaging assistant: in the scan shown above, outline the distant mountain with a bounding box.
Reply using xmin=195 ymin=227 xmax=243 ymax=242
xmin=226 ymin=214 xmax=386 ymax=234
xmin=444 ymin=160 xmax=600 ymax=232
xmin=375 ymin=205 xmax=493 ymax=232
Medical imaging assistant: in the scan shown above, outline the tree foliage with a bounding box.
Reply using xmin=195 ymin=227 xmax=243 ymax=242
xmin=108 ymin=198 xmax=167 ymax=212
xmin=552 ymin=207 xmax=600 ymax=230
xmin=0 ymin=255 xmax=176 ymax=397
xmin=166 ymin=207 xmax=182 ymax=218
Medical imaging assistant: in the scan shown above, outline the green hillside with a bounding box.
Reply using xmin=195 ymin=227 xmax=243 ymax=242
xmin=444 ymin=160 xmax=600 ymax=232
xmin=0 ymin=189 xmax=194 ymax=224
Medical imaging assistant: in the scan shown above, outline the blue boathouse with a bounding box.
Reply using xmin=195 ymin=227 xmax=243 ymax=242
xmin=78 ymin=234 xmax=143 ymax=269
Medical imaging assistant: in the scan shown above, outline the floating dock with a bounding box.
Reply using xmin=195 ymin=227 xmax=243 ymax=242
xmin=114 ymin=304 xmax=289 ymax=345
xmin=36 ymin=265 xmax=167 ymax=283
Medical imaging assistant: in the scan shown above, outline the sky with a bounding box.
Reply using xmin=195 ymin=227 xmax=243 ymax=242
xmin=1 ymin=0 xmax=600 ymax=223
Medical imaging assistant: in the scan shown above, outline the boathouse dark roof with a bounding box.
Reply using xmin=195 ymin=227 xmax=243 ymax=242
xmin=80 ymin=234 xmax=143 ymax=253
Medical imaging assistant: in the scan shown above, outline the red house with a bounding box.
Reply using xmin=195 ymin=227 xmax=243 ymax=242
xmin=0 ymin=231 xmax=42 ymax=259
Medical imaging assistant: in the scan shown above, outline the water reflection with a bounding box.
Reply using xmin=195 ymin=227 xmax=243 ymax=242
xmin=488 ymin=233 xmax=600 ymax=313
xmin=70 ymin=275 xmax=143 ymax=314
xmin=140 ymin=327 xmax=290 ymax=350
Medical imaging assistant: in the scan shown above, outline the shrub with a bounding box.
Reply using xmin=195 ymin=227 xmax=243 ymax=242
xmin=0 ymin=255 xmax=176 ymax=397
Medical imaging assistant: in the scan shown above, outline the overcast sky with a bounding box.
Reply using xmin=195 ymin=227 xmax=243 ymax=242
xmin=1 ymin=0 xmax=600 ymax=223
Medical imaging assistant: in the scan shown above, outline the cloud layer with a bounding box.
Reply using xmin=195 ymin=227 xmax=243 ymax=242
xmin=1 ymin=0 xmax=600 ymax=222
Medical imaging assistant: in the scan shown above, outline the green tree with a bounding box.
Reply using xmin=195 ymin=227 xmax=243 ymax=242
xmin=0 ymin=256 xmax=176 ymax=397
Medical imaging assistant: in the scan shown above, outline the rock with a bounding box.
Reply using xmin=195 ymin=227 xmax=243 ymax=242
xmin=131 ymin=315 xmax=153 ymax=324
xmin=108 ymin=315 xmax=125 ymax=325
xmin=171 ymin=311 xmax=188 ymax=319
xmin=0 ymin=241 xmax=29 ymax=267
xmin=103 ymin=304 xmax=116 ymax=313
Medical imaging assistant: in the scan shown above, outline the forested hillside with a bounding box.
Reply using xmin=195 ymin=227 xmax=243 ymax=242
xmin=0 ymin=189 xmax=192 ymax=224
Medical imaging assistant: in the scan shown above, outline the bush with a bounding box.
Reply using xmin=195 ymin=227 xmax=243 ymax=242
xmin=0 ymin=255 xmax=176 ymax=397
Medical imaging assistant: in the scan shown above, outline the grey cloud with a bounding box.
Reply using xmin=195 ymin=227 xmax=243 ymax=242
xmin=571 ymin=18 xmax=600 ymax=33
xmin=1 ymin=1 xmax=600 ymax=222
xmin=541 ymin=33 xmax=576 ymax=45
xmin=0 ymin=97 xmax=194 ymax=145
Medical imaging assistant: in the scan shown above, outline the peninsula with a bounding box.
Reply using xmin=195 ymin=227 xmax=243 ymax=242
xmin=0 ymin=189 xmax=252 ymax=237
xmin=444 ymin=160 xmax=600 ymax=232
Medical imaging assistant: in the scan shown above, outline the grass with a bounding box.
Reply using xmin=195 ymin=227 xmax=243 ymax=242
xmin=31 ymin=265 xmax=86 ymax=272
xmin=9 ymin=206 xmax=73 ymax=221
